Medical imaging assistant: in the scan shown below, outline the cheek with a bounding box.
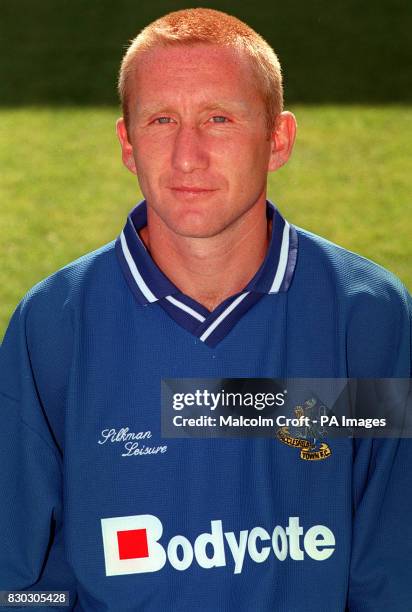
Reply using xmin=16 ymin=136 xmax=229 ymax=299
xmin=133 ymin=146 xmax=165 ymax=188
xmin=131 ymin=130 xmax=270 ymax=186
xmin=132 ymin=131 xmax=169 ymax=165
xmin=219 ymin=138 xmax=270 ymax=186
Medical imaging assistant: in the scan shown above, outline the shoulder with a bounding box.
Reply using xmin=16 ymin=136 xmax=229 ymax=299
xmin=293 ymin=227 xmax=411 ymax=376
xmin=2 ymin=240 xmax=119 ymax=357
xmin=294 ymin=226 xmax=410 ymax=307
xmin=17 ymin=240 xmax=118 ymax=323
xmin=0 ymin=241 xmax=119 ymax=403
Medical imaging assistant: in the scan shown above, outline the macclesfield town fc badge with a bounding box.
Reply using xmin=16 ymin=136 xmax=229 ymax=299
xmin=276 ymin=398 xmax=332 ymax=461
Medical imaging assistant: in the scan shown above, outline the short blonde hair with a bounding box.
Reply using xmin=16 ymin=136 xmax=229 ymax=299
xmin=118 ymin=8 xmax=283 ymax=131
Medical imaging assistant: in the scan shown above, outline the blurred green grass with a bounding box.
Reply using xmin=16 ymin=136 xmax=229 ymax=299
xmin=1 ymin=105 xmax=411 ymax=338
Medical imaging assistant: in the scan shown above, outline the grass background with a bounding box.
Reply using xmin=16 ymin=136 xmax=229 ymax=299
xmin=1 ymin=1 xmax=411 ymax=338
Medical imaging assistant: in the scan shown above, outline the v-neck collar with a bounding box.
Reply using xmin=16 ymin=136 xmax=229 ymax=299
xmin=115 ymin=200 xmax=298 ymax=347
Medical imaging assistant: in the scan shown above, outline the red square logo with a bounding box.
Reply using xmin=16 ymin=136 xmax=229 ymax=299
xmin=117 ymin=528 xmax=149 ymax=560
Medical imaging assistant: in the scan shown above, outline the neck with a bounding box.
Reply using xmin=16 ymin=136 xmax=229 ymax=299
xmin=139 ymin=201 xmax=270 ymax=312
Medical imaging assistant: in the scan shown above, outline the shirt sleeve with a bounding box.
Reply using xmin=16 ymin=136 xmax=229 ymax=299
xmin=347 ymin=287 xmax=412 ymax=611
xmin=0 ymin=300 xmax=77 ymax=609
xmin=347 ymin=437 xmax=412 ymax=611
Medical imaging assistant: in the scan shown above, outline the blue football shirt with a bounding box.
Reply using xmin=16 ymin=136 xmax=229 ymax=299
xmin=0 ymin=201 xmax=411 ymax=611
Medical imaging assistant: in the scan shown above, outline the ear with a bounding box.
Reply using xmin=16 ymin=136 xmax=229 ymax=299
xmin=116 ymin=117 xmax=137 ymax=175
xmin=267 ymin=111 xmax=297 ymax=172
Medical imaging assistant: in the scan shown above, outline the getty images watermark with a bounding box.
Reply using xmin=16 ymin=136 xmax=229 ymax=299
xmin=161 ymin=378 xmax=412 ymax=439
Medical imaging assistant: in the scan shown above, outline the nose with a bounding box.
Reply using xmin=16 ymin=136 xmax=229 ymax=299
xmin=171 ymin=124 xmax=209 ymax=173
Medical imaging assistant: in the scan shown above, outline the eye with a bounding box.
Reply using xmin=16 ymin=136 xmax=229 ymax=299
xmin=209 ymin=116 xmax=229 ymax=124
xmin=152 ymin=117 xmax=173 ymax=124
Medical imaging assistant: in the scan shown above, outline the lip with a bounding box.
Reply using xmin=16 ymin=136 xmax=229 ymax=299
xmin=170 ymin=186 xmax=217 ymax=193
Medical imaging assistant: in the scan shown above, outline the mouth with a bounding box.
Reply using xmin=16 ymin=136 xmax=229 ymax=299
xmin=169 ymin=186 xmax=217 ymax=196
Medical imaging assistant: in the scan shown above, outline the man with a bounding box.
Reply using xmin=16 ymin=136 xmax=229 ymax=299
xmin=0 ymin=8 xmax=411 ymax=611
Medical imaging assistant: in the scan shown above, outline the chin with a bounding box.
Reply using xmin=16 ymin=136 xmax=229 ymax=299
xmin=159 ymin=200 xmax=228 ymax=238
xmin=168 ymin=218 xmax=225 ymax=239
xmin=146 ymin=190 xmax=243 ymax=238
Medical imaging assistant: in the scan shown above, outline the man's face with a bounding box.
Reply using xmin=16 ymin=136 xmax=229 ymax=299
xmin=117 ymin=44 xmax=294 ymax=238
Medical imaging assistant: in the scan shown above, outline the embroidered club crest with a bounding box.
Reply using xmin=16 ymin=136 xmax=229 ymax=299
xmin=276 ymin=398 xmax=332 ymax=461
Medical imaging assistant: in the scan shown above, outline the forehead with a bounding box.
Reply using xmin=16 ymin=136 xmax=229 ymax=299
xmin=129 ymin=43 xmax=262 ymax=112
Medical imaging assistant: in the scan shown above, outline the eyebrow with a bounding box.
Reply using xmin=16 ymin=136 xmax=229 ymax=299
xmin=202 ymin=102 xmax=249 ymax=115
xmin=136 ymin=100 xmax=250 ymax=119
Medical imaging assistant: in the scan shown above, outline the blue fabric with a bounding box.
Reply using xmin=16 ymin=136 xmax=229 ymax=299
xmin=0 ymin=224 xmax=411 ymax=611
